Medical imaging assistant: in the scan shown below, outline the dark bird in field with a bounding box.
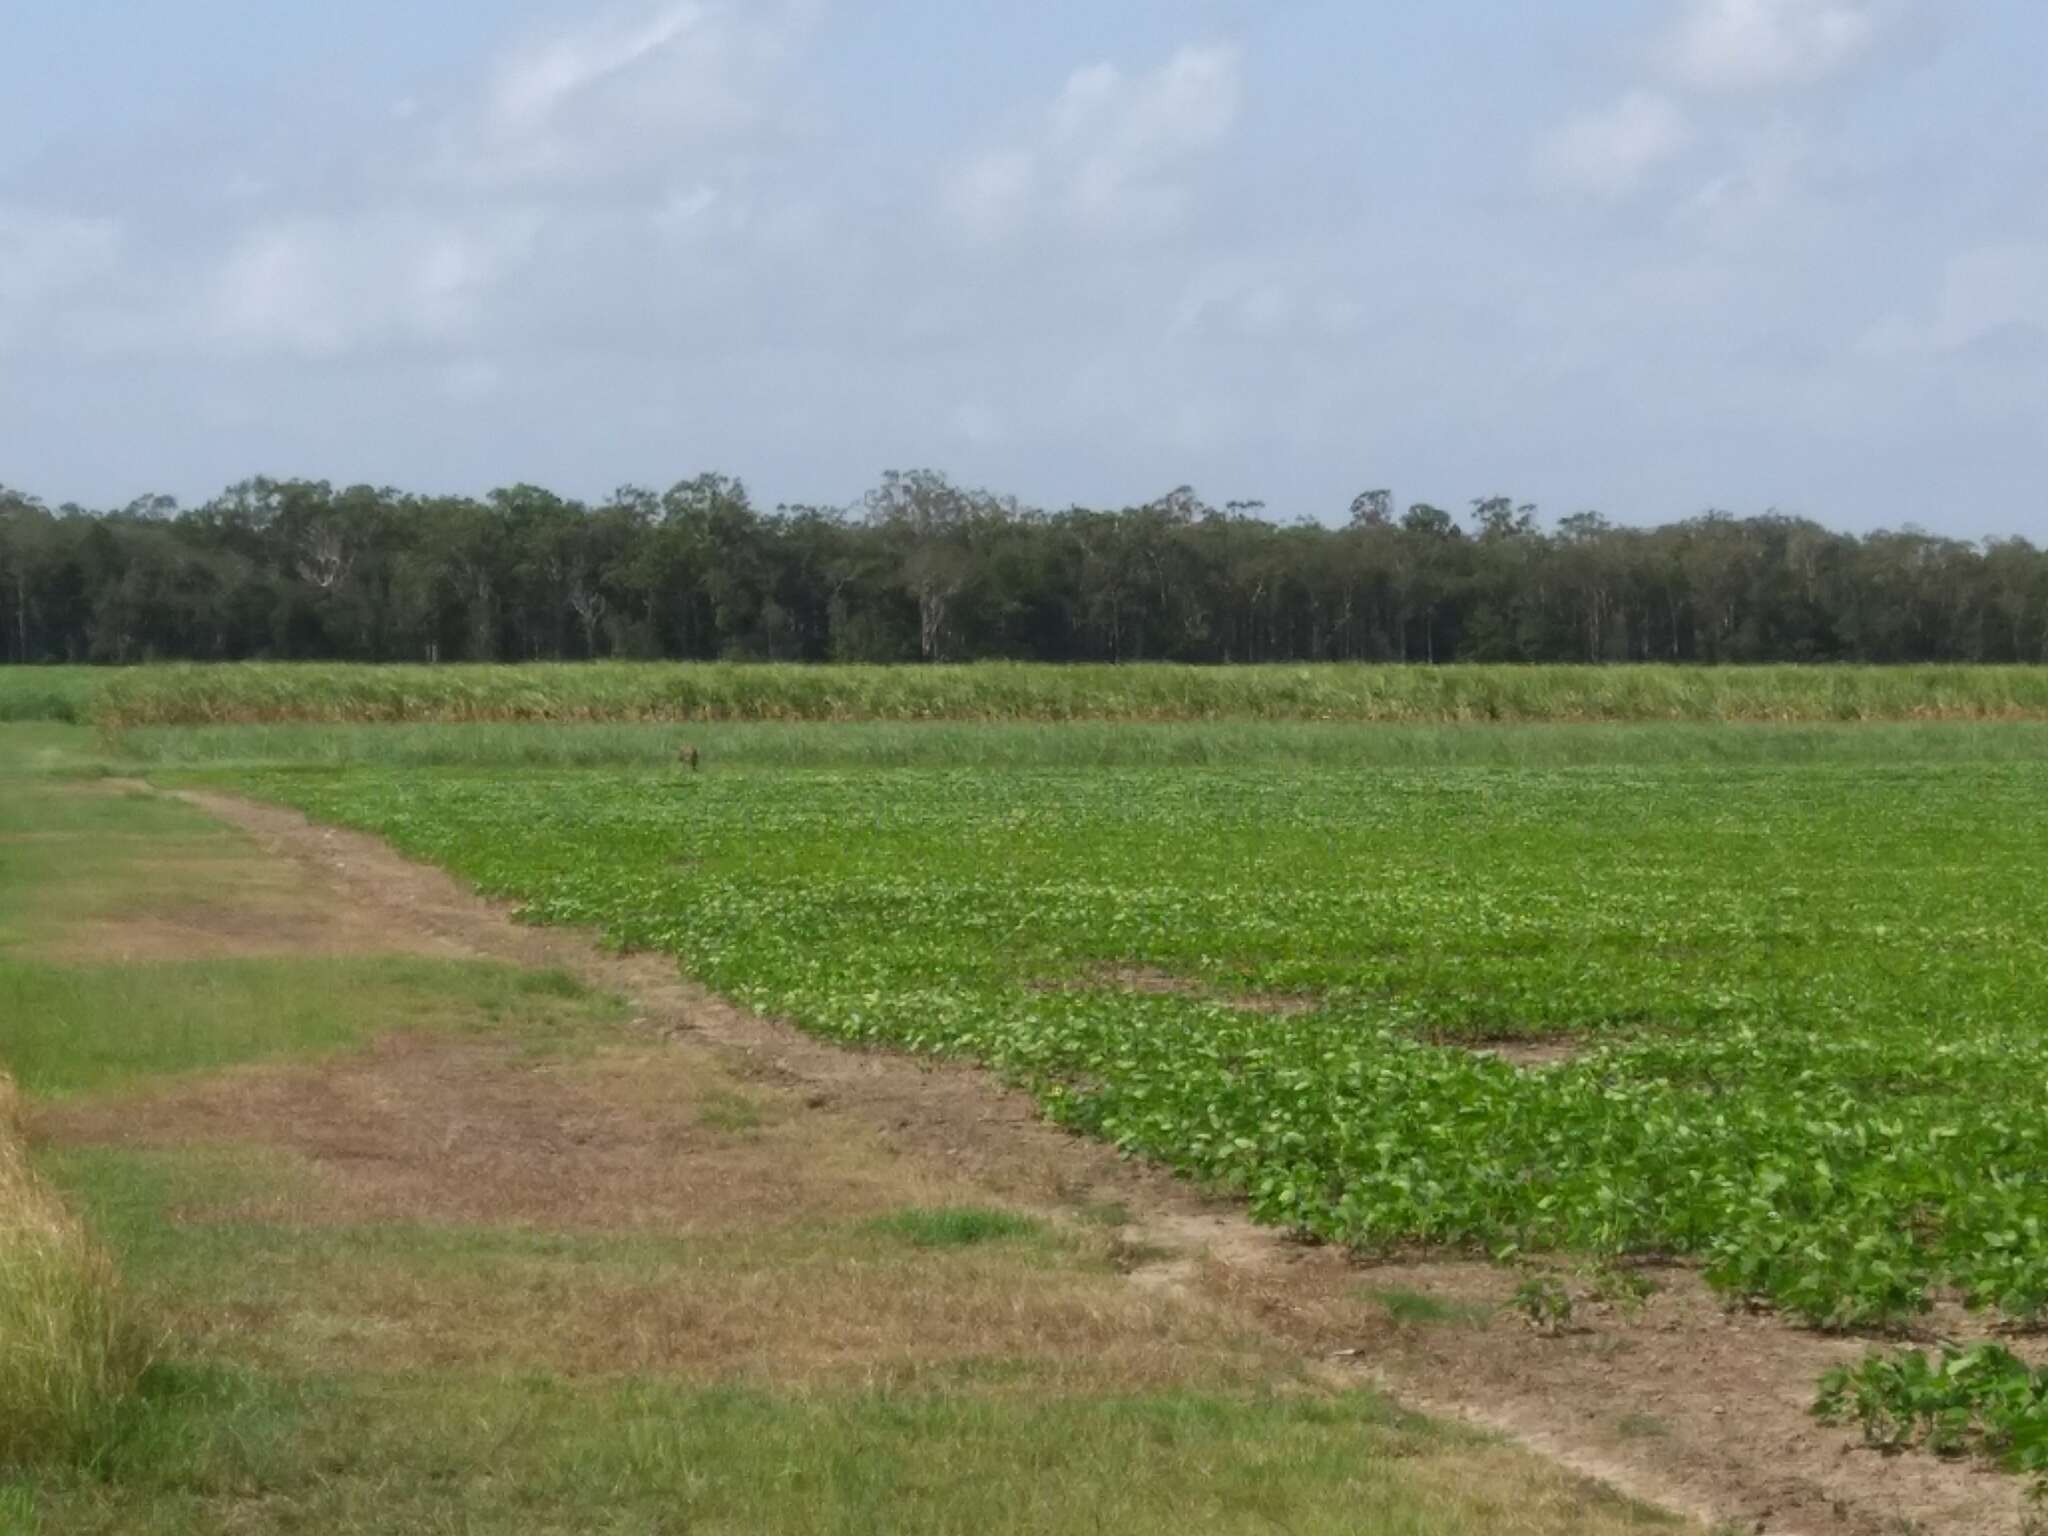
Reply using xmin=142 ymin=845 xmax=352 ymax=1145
xmin=679 ymin=744 xmax=700 ymax=773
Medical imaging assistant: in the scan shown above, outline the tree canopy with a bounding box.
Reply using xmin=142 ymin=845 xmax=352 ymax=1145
xmin=2 ymin=474 xmax=2042 ymax=665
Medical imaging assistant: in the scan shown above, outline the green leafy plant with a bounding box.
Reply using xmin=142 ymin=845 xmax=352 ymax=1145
xmin=1509 ymin=1275 xmax=1575 ymax=1336
xmin=1815 ymin=1345 xmax=2048 ymax=1498
xmin=1589 ymin=1263 xmax=1659 ymax=1317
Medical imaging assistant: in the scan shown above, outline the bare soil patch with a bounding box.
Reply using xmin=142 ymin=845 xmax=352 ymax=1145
xmin=1036 ymin=963 xmax=1320 ymax=1018
xmin=87 ymin=787 xmax=2032 ymax=1536
xmin=1467 ymin=1037 xmax=1590 ymax=1069
xmin=1216 ymin=1254 xmax=2035 ymax=1536
xmin=1412 ymin=1023 xmax=1592 ymax=1069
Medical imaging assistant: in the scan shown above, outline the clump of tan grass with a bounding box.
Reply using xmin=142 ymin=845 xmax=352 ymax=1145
xmin=90 ymin=660 xmax=2048 ymax=730
xmin=0 ymin=1071 xmax=146 ymax=1466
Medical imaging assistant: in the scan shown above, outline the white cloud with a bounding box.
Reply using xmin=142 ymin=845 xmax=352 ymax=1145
xmin=174 ymin=2 xmax=820 ymax=361
xmin=448 ymin=1 xmax=796 ymax=187
xmin=1538 ymin=3 xmax=1919 ymax=215
xmin=205 ymin=214 xmax=537 ymax=358
xmin=1664 ymin=0 xmax=1896 ymax=93
xmin=1059 ymin=47 xmax=1241 ymax=219
xmin=1049 ymin=64 xmax=1124 ymax=146
xmin=487 ymin=3 xmax=703 ymax=134
xmin=945 ymin=44 xmax=1243 ymax=241
xmin=652 ymin=182 xmax=721 ymax=234
xmin=1667 ymin=124 xmax=1814 ymax=241
xmin=945 ymin=151 xmax=1036 ymax=242
xmin=1535 ymin=91 xmax=1691 ymax=197
xmin=1861 ymin=244 xmax=2048 ymax=359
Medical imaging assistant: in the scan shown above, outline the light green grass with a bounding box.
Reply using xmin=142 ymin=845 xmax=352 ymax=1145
xmin=15 ymin=1368 xmax=1676 ymax=1536
xmin=0 ymin=745 xmax=231 ymax=949
xmin=90 ymin=660 xmax=2048 ymax=729
xmin=0 ymin=775 xmax=198 ymax=841
xmin=867 ymin=1206 xmax=1046 ymax=1249
xmin=0 ymin=670 xmax=100 ymax=726
xmin=0 ymin=724 xmax=121 ymax=779
xmin=1363 ymin=1287 xmax=1494 ymax=1327
xmin=116 ymin=716 xmax=2048 ymax=771
xmin=0 ymin=957 xmax=620 ymax=1099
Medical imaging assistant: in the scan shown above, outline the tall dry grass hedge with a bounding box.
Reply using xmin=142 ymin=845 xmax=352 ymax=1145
xmin=0 ymin=1072 xmax=144 ymax=1467
xmin=90 ymin=661 xmax=2048 ymax=729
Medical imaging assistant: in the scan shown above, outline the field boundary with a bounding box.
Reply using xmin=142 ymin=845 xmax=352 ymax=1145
xmin=87 ymin=661 xmax=2048 ymax=728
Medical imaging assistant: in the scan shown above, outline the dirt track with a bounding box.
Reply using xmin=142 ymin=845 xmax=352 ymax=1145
xmin=147 ymin=787 xmax=2030 ymax=1536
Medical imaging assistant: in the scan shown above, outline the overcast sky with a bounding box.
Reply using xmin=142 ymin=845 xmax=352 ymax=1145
xmin=2 ymin=1 xmax=2043 ymax=535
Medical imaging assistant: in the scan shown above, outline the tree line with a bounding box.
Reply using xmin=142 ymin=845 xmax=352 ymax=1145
xmin=2 ymin=472 xmax=2044 ymax=666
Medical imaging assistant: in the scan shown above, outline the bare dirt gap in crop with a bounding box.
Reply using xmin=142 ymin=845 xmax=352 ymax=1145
xmin=1033 ymin=963 xmax=1320 ymax=1018
xmin=55 ymin=786 xmax=2027 ymax=1536
xmin=1467 ymin=1037 xmax=1589 ymax=1069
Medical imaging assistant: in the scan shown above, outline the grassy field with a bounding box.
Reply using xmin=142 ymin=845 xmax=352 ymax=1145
xmin=0 ymin=721 xmax=1677 ymax=1535
xmin=186 ymin=723 xmax=2048 ymax=1335
xmin=86 ymin=659 xmax=2048 ymax=726
xmin=0 ymin=670 xmax=98 ymax=725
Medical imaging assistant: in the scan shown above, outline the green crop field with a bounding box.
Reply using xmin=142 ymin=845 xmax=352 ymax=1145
xmin=175 ymin=719 xmax=2048 ymax=1333
xmin=23 ymin=664 xmax=2048 ymax=1512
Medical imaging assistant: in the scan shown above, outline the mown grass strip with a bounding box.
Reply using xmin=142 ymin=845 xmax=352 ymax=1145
xmin=117 ymin=717 xmax=2048 ymax=771
xmin=0 ymin=957 xmax=620 ymax=1099
xmin=17 ymin=1369 xmax=1680 ymax=1536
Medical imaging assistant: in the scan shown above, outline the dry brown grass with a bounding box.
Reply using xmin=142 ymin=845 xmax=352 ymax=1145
xmin=37 ymin=847 xmax=462 ymax=964
xmin=160 ymin=1221 xmax=1279 ymax=1392
xmin=39 ymin=1032 xmax=1286 ymax=1394
xmin=40 ymin=1037 xmax=997 ymax=1234
xmin=0 ymin=1071 xmax=146 ymax=1465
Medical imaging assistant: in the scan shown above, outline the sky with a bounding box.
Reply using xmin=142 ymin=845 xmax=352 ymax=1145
xmin=1 ymin=0 xmax=2044 ymax=536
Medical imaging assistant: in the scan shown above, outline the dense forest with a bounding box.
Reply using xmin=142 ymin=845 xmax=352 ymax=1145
xmin=2 ymin=473 xmax=2043 ymax=666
